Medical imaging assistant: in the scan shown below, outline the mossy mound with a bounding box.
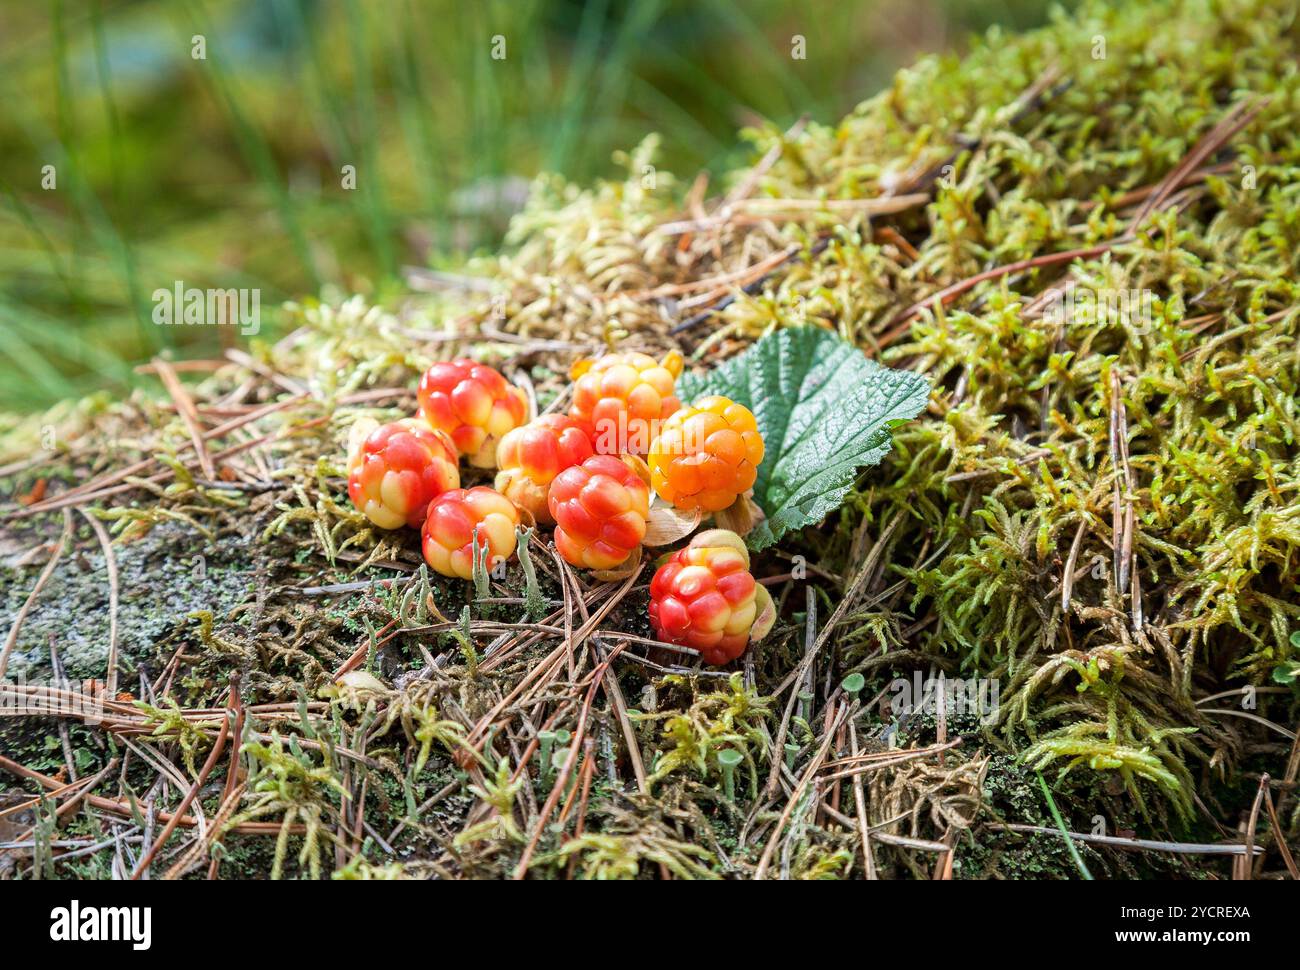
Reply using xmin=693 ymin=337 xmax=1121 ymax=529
xmin=1 ymin=0 xmax=1297 ymax=879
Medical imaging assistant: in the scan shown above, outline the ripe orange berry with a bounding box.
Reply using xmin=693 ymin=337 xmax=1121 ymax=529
xmin=347 ymin=419 xmax=459 ymax=530
xmin=421 ymin=486 xmax=520 ymax=580
xmin=548 ymin=454 xmax=650 ymax=570
xmin=417 ymin=359 xmax=529 ymax=468
xmin=648 ymin=529 xmax=775 ymax=665
xmin=570 ymin=350 xmax=683 ymax=456
xmin=648 ymin=396 xmax=764 ymax=513
xmin=494 ymin=414 xmax=595 ymax=525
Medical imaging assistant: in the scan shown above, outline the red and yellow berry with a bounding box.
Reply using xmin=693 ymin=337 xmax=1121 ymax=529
xmin=417 ymin=359 xmax=528 ymax=467
xmin=548 ymin=454 xmax=650 ymax=570
xmin=570 ymin=350 xmax=682 ymax=456
xmin=494 ymin=414 xmax=595 ymax=525
xmin=648 ymin=529 xmax=775 ymax=665
xmin=421 ymin=486 xmax=520 ymax=580
xmin=347 ymin=418 xmax=460 ymax=530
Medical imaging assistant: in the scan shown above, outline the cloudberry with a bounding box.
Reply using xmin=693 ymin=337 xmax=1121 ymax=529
xmin=548 ymin=454 xmax=650 ymax=570
xmin=570 ymin=350 xmax=682 ymax=455
xmin=648 ymin=396 xmax=764 ymax=512
xmin=417 ymin=359 xmax=528 ymax=467
xmin=648 ymin=529 xmax=775 ymax=665
xmin=494 ymin=414 xmax=596 ymax=525
xmin=347 ymin=418 xmax=459 ymax=530
xmin=421 ymin=486 xmax=520 ymax=580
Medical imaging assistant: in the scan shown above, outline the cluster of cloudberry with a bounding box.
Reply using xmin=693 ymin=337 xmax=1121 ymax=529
xmin=346 ymin=351 xmax=773 ymax=664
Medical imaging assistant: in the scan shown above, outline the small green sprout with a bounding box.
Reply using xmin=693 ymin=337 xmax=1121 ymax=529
xmin=471 ymin=525 xmax=492 ymax=603
xmin=717 ymin=748 xmax=744 ymax=801
xmin=516 ymin=525 xmax=547 ymax=619
xmin=536 ymin=729 xmax=558 ymax=786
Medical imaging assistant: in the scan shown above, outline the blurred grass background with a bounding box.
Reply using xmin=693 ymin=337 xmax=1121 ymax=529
xmin=0 ymin=0 xmax=1065 ymax=412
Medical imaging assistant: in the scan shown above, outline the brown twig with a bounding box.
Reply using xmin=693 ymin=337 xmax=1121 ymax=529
xmin=754 ymin=700 xmax=849 ymax=879
xmin=77 ymin=507 xmax=121 ymax=697
xmin=1127 ymin=98 xmax=1267 ymax=233
xmin=12 ymin=392 xmax=311 ymax=518
xmin=513 ymin=641 xmax=627 ymax=879
xmin=0 ymin=753 xmax=292 ymax=836
xmin=0 ymin=508 xmax=73 ymax=680
xmin=884 ymin=244 xmax=1112 ymax=336
xmin=152 ymin=357 xmax=216 ymax=481
xmin=131 ymin=707 xmax=233 ymax=878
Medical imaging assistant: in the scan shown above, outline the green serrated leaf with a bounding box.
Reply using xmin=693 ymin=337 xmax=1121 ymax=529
xmin=678 ymin=327 xmax=929 ymax=549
